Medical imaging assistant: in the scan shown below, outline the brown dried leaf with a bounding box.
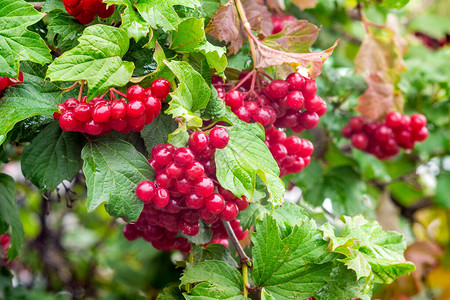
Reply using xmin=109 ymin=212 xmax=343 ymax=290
xmin=290 ymin=0 xmax=318 ymax=10
xmin=356 ymin=72 xmax=403 ymax=120
xmin=205 ymin=2 xmax=246 ymax=55
xmin=355 ymin=35 xmax=395 ymax=75
xmin=242 ymin=0 xmax=273 ymax=37
xmin=253 ymin=38 xmax=339 ymax=78
xmin=264 ymin=20 xmax=319 ymax=53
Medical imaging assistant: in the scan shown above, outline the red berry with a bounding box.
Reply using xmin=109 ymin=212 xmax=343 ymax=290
xmin=123 ymin=224 xmax=139 ymax=241
xmin=74 ymin=103 xmax=92 ymax=122
xmin=84 ymin=0 xmax=102 ymax=12
xmin=235 ymin=196 xmax=249 ymax=211
xmin=194 ymin=177 xmax=214 ymax=198
xmin=181 ymin=210 xmax=200 ymax=224
xmin=92 ymin=103 xmax=111 ymax=122
xmin=270 ymin=143 xmax=288 ymax=160
xmin=110 ymin=119 xmax=127 ymax=131
xmin=375 ymin=125 xmax=393 ymax=142
xmin=302 ymin=79 xmax=317 ymax=100
xmin=63 ymin=0 xmax=81 ymax=8
xmin=186 ymin=193 xmax=205 ymax=209
xmin=153 ymin=188 xmax=169 ymax=208
xmin=127 ymin=115 xmax=146 ymax=131
xmin=225 ymin=90 xmax=243 ymax=109
xmin=165 ymin=162 xmax=184 ymax=179
xmin=341 ymin=125 xmax=352 ymax=138
xmin=286 ymin=73 xmax=305 ymax=91
xmin=110 ymin=100 xmax=127 ymax=119
xmin=97 ymin=2 xmax=115 ymax=18
xmin=84 ymin=119 xmax=103 ymax=135
xmin=395 ymin=129 xmax=412 ymax=146
xmin=64 ymin=98 xmax=79 ymax=109
xmin=412 ymin=126 xmax=429 ymax=142
xmin=76 ymin=11 xmax=96 ymax=24
xmin=305 ymin=95 xmax=324 ymax=112
xmin=349 ymin=116 xmax=364 ymax=132
xmin=156 ymin=170 xmax=174 ymax=189
xmin=253 ymin=107 xmax=274 ymax=126
xmin=188 ymin=131 xmax=209 ymax=153
xmin=286 ymin=90 xmax=305 ymax=109
xmin=175 ymin=178 xmax=192 ymax=194
xmin=298 ymin=111 xmax=319 ymax=129
xmin=209 ymin=127 xmax=229 ymax=149
xmin=283 ymin=136 xmax=302 ymax=155
xmin=197 ymin=145 xmax=215 ymax=160
xmin=410 ymin=113 xmax=427 ymax=131
xmin=386 ymin=112 xmax=402 ymax=128
xmin=151 ymin=78 xmax=171 ymax=99
xmin=144 ymin=95 xmax=162 ymax=116
xmin=352 ymin=133 xmax=369 ymax=150
xmin=173 ymin=147 xmax=195 ymax=166
xmin=298 ymin=139 xmax=314 ymax=157
xmin=185 ymin=161 xmax=205 ymax=182
xmin=220 ymin=201 xmax=239 ymax=221
xmin=205 ymin=193 xmax=226 ymax=214
xmin=127 ymin=85 xmax=145 ymax=102
xmin=245 ymin=101 xmax=259 ymax=114
xmin=127 ymin=100 xmax=145 ymax=118
xmin=136 ymin=181 xmax=156 ymax=202
xmin=316 ymin=100 xmax=327 ymax=117
xmin=178 ymin=220 xmax=200 ymax=236
xmin=152 ymin=146 xmax=173 ymax=166
xmin=59 ymin=111 xmax=79 ymax=131
xmin=233 ymin=106 xmax=251 ymax=122
xmin=266 ymin=79 xmax=289 ymax=99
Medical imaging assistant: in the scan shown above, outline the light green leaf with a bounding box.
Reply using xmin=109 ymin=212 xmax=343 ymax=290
xmin=0 ymin=173 xmax=24 ymax=259
xmin=135 ymin=0 xmax=201 ymax=31
xmin=181 ymin=260 xmax=243 ymax=298
xmin=197 ymin=42 xmax=227 ymax=74
xmin=322 ymin=215 xmax=415 ymax=284
xmin=0 ymin=0 xmax=52 ymax=77
xmin=0 ymin=70 xmax=60 ymax=145
xmin=47 ymin=24 xmax=134 ymax=100
xmin=238 ymin=202 xmax=268 ymax=230
xmin=21 ymin=122 xmax=84 ymax=191
xmin=81 ymin=137 xmax=154 ymax=222
xmin=184 ymin=282 xmax=248 ymax=300
xmin=164 ymin=60 xmax=210 ymax=124
xmin=215 ymin=120 xmax=284 ymax=204
xmin=252 ymin=216 xmax=336 ymax=299
xmin=105 ymin=0 xmax=150 ymax=41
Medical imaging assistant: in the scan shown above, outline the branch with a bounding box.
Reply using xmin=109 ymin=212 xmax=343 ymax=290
xmin=223 ymin=220 xmax=252 ymax=265
xmin=30 ymin=2 xmax=43 ymax=10
xmin=234 ymin=0 xmax=257 ymax=66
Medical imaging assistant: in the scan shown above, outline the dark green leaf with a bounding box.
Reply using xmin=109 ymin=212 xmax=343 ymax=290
xmin=237 ymin=202 xmax=268 ymax=230
xmin=192 ymin=244 xmax=239 ymax=268
xmin=46 ymin=13 xmax=84 ymax=52
xmin=81 ymin=137 xmax=154 ymax=222
xmin=0 ymin=173 xmax=24 ymax=259
xmin=140 ymin=113 xmax=178 ymax=153
xmin=157 ymin=286 xmax=184 ymax=300
xmin=21 ymin=122 xmax=84 ymax=191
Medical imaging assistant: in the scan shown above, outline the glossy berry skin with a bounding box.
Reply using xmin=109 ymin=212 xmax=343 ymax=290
xmin=152 ymin=147 xmax=173 ymax=166
xmin=233 ymin=106 xmax=251 ymax=122
xmin=173 ymin=147 xmax=195 ymax=166
xmin=270 ymin=144 xmax=288 ymax=160
xmin=220 ymin=202 xmax=239 ymax=221
xmin=144 ymin=96 xmax=162 ymax=116
xmin=153 ymin=188 xmax=170 ymax=208
xmin=59 ymin=111 xmax=79 ymax=131
xmin=127 ymin=84 xmax=145 ymax=101
xmin=412 ymin=127 xmax=429 ymax=142
xmin=136 ymin=181 xmax=156 ymax=202
xmin=185 ymin=161 xmax=205 ymax=182
xmin=302 ymin=79 xmax=317 ymax=100
xmin=298 ymin=111 xmax=319 ymax=129
xmin=205 ymin=193 xmax=226 ymax=214
xmin=375 ymin=125 xmax=392 ymax=142
xmin=386 ymin=112 xmax=402 ymax=128
xmin=286 ymin=90 xmax=305 ymax=109
xmin=235 ymin=196 xmax=249 ymax=211
xmin=224 ymin=90 xmax=243 ymax=109
xmin=299 ymin=139 xmax=314 ymax=157
xmin=123 ymin=224 xmax=139 ymax=241
xmin=178 ymin=220 xmax=200 ymax=236
xmin=84 ymin=119 xmax=103 ymax=136
xmin=127 ymin=100 xmax=145 ymax=118
xmin=92 ymin=103 xmax=111 ymax=122
xmin=341 ymin=125 xmax=352 ymax=138
xmin=266 ymin=79 xmax=289 ymax=99
xmin=286 ymin=72 xmax=305 ymax=91
xmin=165 ymin=162 xmax=184 ymax=179
xmin=110 ymin=100 xmax=127 ymax=119
xmin=74 ymin=103 xmax=91 ymax=121
xmin=188 ymin=131 xmax=209 ymax=153
xmin=305 ymin=95 xmax=324 ymax=112
xmin=151 ymin=78 xmax=171 ymax=99
xmin=209 ymin=127 xmax=229 ymax=149
xmin=410 ymin=113 xmax=427 ymax=131
xmin=97 ymin=2 xmax=114 ymax=18
xmin=194 ymin=177 xmax=215 ymax=198
xmin=175 ymin=178 xmax=192 ymax=194
xmin=349 ymin=117 xmax=364 ymax=132
xmin=283 ymin=136 xmax=302 ymax=155
xmin=352 ymin=133 xmax=369 ymax=150
xmin=185 ymin=193 xmax=205 ymax=209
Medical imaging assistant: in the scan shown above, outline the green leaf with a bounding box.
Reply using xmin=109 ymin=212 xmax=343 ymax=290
xmin=42 ymin=0 xmax=66 ymax=12
xmin=0 ymin=173 xmax=24 ymax=259
xmin=271 ymin=202 xmax=308 ymax=236
xmin=251 ymin=216 xmax=336 ymax=299
xmin=381 ymin=0 xmax=409 ymax=9
xmin=0 ymin=70 xmax=60 ymax=145
xmin=192 ymin=244 xmax=239 ymax=268
xmin=200 ymin=80 xmax=226 ymax=120
xmin=215 ymin=120 xmax=284 ymax=204
xmin=197 ymin=42 xmax=227 ymax=74
xmin=185 ymin=282 xmax=248 ymax=300
xmin=434 ymin=171 xmax=450 ymax=208
xmin=46 ymin=13 xmax=84 ymax=52
xmin=263 ymin=20 xmax=319 ymax=53
xmin=0 ymin=0 xmax=51 ymax=77
xmin=47 ymin=24 xmax=134 ymax=100
xmin=261 ymin=289 xmax=276 ymax=300
xmin=238 ymin=202 xmax=268 ymax=230
xmin=164 ymin=60 xmax=210 ymax=124
xmin=179 ymin=222 xmax=212 ymax=244
xmin=105 ymin=0 xmax=150 ymax=42
xmin=81 ymin=137 xmax=154 ymax=222
xmin=181 ymin=260 xmax=243 ymax=298
xmin=135 ymin=0 xmax=201 ymax=31
xmin=157 ymin=286 xmax=184 ymax=300
xmin=140 ymin=113 xmax=178 ymax=153
xmin=21 ymin=122 xmax=84 ymax=191
xmin=202 ymin=0 xmax=221 ymax=18
xmin=322 ymin=215 xmax=415 ymax=284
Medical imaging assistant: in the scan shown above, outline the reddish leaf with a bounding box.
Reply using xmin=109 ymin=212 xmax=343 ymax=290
xmin=355 ymin=35 xmax=395 ymax=75
xmin=205 ymin=2 xmax=246 ymax=55
xmin=253 ymin=38 xmax=339 ymax=78
xmin=242 ymin=0 xmax=273 ymax=37
xmin=264 ymin=20 xmax=319 ymax=53
xmin=356 ymin=73 xmax=404 ymax=120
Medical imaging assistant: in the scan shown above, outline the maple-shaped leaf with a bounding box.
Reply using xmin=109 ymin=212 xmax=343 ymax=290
xmin=290 ymin=0 xmax=318 ymax=10
xmin=253 ymin=38 xmax=339 ymax=78
xmin=356 ymin=72 xmax=403 ymax=120
xmin=205 ymin=1 xmax=245 ymax=55
xmin=242 ymin=0 xmax=273 ymax=37
xmin=263 ymin=20 xmax=319 ymax=53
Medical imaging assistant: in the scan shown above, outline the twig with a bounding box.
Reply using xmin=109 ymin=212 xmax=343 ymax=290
xmin=78 ymin=81 xmax=85 ymax=102
xmin=234 ymin=0 xmax=257 ymax=66
xmin=30 ymin=2 xmax=43 ymax=10
xmin=223 ymin=220 xmax=252 ymax=265
xmin=61 ymin=81 xmax=79 ymax=93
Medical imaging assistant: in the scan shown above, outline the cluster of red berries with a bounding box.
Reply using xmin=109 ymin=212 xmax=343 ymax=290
xmin=271 ymin=14 xmax=296 ymax=34
xmin=125 ymin=128 xmax=249 ymax=252
xmin=0 ymin=72 xmax=23 ymax=92
xmin=213 ymin=72 xmax=326 ymax=132
xmin=342 ymin=112 xmax=429 ymax=159
xmin=205 ymin=219 xmax=247 ymax=248
xmin=62 ymin=0 xmax=114 ymax=24
xmin=54 ymin=79 xmax=170 ymax=136
xmin=265 ymin=127 xmax=314 ymax=176
xmin=0 ymin=234 xmax=11 ymax=267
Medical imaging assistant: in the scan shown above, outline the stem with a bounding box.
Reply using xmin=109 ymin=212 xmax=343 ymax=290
xmin=223 ymin=220 xmax=252 ymax=265
xmin=234 ymin=0 xmax=257 ymax=65
xmin=61 ymin=81 xmax=79 ymax=93
xmin=258 ymin=69 xmax=274 ymax=81
xmin=78 ymin=81 xmax=85 ymax=102
xmin=185 ymin=252 xmax=194 ymax=293
xmin=230 ymin=70 xmax=255 ymax=91
xmin=242 ymin=262 xmax=249 ymax=297
xmin=111 ymin=88 xmax=127 ymax=98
